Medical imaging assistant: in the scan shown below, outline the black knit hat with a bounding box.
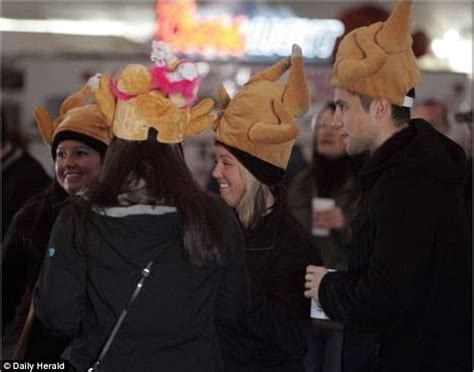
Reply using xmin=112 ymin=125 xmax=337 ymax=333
xmin=51 ymin=130 xmax=108 ymax=159
xmin=216 ymin=141 xmax=285 ymax=185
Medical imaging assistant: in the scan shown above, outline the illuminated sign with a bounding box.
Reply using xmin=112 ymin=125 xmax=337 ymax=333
xmin=156 ymin=1 xmax=344 ymax=60
xmin=156 ymin=1 xmax=247 ymax=57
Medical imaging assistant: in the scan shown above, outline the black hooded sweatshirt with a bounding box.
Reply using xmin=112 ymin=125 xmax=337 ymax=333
xmin=318 ymin=119 xmax=471 ymax=372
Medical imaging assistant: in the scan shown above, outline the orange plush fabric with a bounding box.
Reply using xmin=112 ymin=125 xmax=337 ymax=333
xmin=214 ymin=45 xmax=310 ymax=170
xmin=95 ymin=44 xmax=215 ymax=144
xmin=331 ymin=0 xmax=421 ymax=106
xmin=34 ymin=75 xmax=112 ymax=148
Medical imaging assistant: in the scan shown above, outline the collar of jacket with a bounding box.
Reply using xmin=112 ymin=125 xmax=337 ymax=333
xmin=358 ymin=118 xmax=467 ymax=192
xmin=358 ymin=123 xmax=415 ymax=191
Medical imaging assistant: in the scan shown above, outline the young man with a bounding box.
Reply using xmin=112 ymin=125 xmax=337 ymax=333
xmin=304 ymin=1 xmax=471 ymax=372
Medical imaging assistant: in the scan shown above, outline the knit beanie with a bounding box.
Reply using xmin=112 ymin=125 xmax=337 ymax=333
xmin=213 ymin=44 xmax=310 ymax=185
xmin=331 ymin=0 xmax=421 ymax=107
xmin=51 ymin=130 xmax=107 ymax=158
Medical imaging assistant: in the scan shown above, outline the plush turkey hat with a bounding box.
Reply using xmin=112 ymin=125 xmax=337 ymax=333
xmin=34 ymin=76 xmax=112 ymax=158
xmin=331 ymin=0 xmax=421 ymax=107
xmin=213 ymin=45 xmax=310 ymax=184
xmin=94 ymin=42 xmax=216 ymax=144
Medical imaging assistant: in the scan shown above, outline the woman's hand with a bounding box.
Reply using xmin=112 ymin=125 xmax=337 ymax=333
xmin=313 ymin=207 xmax=345 ymax=230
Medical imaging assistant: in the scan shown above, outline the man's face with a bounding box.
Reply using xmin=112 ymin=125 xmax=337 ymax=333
xmin=333 ymin=88 xmax=378 ymax=155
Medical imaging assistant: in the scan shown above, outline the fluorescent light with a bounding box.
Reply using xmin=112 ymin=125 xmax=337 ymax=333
xmin=444 ymin=28 xmax=460 ymax=42
xmin=0 ymin=18 xmax=154 ymax=43
xmin=431 ymin=28 xmax=472 ymax=74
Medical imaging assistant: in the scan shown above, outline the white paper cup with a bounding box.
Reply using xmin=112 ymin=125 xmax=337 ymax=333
xmin=309 ymin=269 xmax=336 ymax=320
xmin=311 ymin=298 xmax=329 ymax=319
xmin=311 ymin=197 xmax=335 ymax=236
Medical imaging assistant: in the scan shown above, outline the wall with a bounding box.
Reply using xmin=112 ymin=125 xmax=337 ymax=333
xmin=2 ymin=55 xmax=471 ymax=184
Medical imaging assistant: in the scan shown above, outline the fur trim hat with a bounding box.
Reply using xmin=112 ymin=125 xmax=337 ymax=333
xmin=213 ymin=44 xmax=310 ymax=184
xmin=34 ymin=74 xmax=112 ymax=158
xmin=331 ymin=0 xmax=421 ymax=107
xmin=94 ymin=41 xmax=215 ymax=144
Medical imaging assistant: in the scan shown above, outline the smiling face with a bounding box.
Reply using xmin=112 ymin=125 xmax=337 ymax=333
xmin=55 ymin=140 xmax=103 ymax=195
xmin=315 ymin=107 xmax=346 ymax=158
xmin=333 ymin=88 xmax=379 ymax=155
xmin=212 ymin=145 xmax=246 ymax=208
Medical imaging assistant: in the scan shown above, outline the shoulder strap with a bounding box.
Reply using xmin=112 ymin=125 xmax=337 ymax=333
xmin=88 ymin=260 xmax=153 ymax=372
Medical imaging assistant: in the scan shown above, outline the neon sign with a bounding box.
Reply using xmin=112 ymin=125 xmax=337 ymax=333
xmin=156 ymin=1 xmax=344 ymax=60
xmin=156 ymin=1 xmax=247 ymax=57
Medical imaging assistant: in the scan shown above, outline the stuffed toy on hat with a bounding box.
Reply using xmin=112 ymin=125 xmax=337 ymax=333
xmin=213 ymin=44 xmax=310 ymax=184
xmin=331 ymin=0 xmax=421 ymax=107
xmin=34 ymin=74 xmax=113 ymax=157
xmin=149 ymin=40 xmax=200 ymax=109
xmin=94 ymin=41 xmax=215 ymax=144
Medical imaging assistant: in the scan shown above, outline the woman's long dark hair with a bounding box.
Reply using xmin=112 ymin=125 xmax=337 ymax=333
xmin=86 ymin=134 xmax=224 ymax=265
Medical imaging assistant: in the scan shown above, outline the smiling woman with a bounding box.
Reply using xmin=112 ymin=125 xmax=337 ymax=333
xmin=2 ymin=75 xmax=111 ymax=361
xmin=54 ymin=140 xmax=103 ymax=195
xmin=210 ymin=45 xmax=322 ymax=372
xmin=212 ymin=145 xmax=246 ymax=208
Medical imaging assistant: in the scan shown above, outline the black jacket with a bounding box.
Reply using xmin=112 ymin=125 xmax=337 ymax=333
xmin=2 ymin=148 xmax=51 ymax=237
xmin=2 ymin=184 xmax=69 ymax=359
xmin=34 ymin=201 xmax=248 ymax=372
xmin=319 ymin=120 xmax=471 ymax=372
xmin=218 ymin=201 xmax=321 ymax=372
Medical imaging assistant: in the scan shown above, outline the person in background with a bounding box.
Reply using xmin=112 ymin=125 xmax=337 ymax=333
xmin=34 ymin=45 xmax=248 ymax=372
xmin=2 ymin=76 xmax=112 ymax=360
xmin=454 ymin=108 xmax=472 ymax=222
xmin=413 ymin=98 xmax=471 ymax=157
xmin=212 ymin=44 xmax=320 ymax=372
xmin=304 ymin=1 xmax=471 ymax=371
xmin=287 ymin=102 xmax=366 ymax=372
xmin=288 ymin=101 xmax=366 ymax=271
xmin=1 ymin=105 xmax=51 ymax=238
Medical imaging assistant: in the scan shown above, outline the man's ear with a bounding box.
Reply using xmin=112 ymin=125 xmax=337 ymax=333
xmin=372 ymin=98 xmax=391 ymax=120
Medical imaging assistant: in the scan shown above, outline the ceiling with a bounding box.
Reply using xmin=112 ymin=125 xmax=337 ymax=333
xmin=1 ymin=0 xmax=472 ymax=67
xmin=2 ymin=0 xmax=471 ymax=36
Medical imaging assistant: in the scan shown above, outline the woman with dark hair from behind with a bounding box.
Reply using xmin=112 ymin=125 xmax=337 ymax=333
xmin=33 ymin=46 xmax=248 ymax=372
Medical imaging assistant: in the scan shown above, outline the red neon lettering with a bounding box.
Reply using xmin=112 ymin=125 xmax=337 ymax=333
xmin=156 ymin=0 xmax=247 ymax=57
